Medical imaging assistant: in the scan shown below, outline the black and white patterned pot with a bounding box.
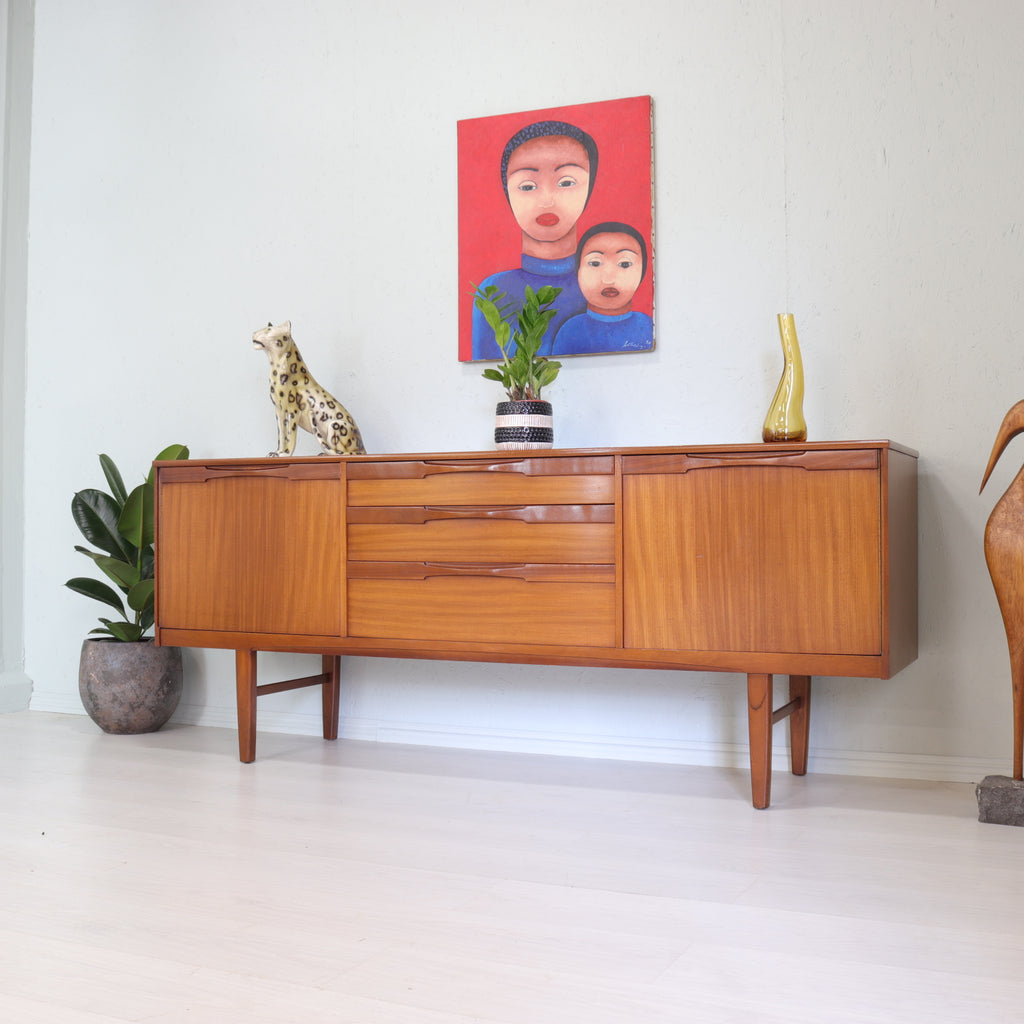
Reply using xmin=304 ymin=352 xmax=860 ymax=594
xmin=494 ymin=400 xmax=554 ymax=450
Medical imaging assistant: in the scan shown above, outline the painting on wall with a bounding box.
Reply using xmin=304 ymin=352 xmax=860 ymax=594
xmin=458 ymin=95 xmax=654 ymax=362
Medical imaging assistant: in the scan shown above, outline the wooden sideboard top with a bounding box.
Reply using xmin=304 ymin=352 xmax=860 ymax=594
xmin=154 ymin=439 xmax=919 ymax=469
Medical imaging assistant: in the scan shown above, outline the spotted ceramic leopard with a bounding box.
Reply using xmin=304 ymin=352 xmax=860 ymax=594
xmin=252 ymin=320 xmax=366 ymax=456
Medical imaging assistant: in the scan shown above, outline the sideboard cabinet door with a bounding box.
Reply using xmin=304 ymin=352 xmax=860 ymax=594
xmin=622 ymin=449 xmax=884 ymax=657
xmin=156 ymin=464 xmax=343 ymax=638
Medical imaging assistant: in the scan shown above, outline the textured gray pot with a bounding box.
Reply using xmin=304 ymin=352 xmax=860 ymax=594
xmin=78 ymin=639 xmax=183 ymax=734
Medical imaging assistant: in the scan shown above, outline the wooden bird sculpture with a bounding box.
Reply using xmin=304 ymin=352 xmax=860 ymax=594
xmin=980 ymin=399 xmax=1024 ymax=780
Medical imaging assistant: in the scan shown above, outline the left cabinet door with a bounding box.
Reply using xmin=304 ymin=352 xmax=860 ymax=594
xmin=155 ymin=463 xmax=343 ymax=638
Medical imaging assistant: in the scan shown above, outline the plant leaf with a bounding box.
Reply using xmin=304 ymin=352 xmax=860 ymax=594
xmin=74 ymin=547 xmax=140 ymax=590
xmin=71 ymin=489 xmax=132 ymax=560
xmin=127 ymin=579 xmax=155 ymax=614
xmin=535 ymin=360 xmax=562 ymax=389
xmin=104 ymin=620 xmax=146 ymax=642
xmin=65 ymin=577 xmax=127 ymax=617
xmin=99 ymin=454 xmax=128 ymax=506
xmin=119 ymin=483 xmax=151 ymax=551
xmin=147 ymin=443 xmax=189 ymax=486
xmin=97 ymin=556 xmax=140 ymax=590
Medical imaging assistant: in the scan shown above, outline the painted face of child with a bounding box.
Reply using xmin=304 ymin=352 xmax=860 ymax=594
xmin=577 ymin=232 xmax=644 ymax=315
xmin=506 ymin=135 xmax=591 ymax=251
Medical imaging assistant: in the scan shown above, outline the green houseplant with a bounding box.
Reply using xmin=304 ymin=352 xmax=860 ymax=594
xmin=474 ymin=283 xmax=562 ymax=449
xmin=66 ymin=444 xmax=189 ymax=733
xmin=474 ymin=283 xmax=563 ymax=400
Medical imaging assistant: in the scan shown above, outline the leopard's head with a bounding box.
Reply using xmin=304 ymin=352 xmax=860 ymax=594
xmin=252 ymin=320 xmax=292 ymax=352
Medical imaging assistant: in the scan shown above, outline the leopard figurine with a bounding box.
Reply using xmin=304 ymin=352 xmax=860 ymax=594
xmin=252 ymin=320 xmax=366 ymax=456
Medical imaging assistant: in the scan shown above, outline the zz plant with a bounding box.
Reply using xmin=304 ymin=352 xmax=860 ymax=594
xmin=66 ymin=444 xmax=189 ymax=642
xmin=474 ymin=283 xmax=563 ymax=401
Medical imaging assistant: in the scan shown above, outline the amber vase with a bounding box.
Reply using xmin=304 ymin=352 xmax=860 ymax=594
xmin=762 ymin=313 xmax=807 ymax=443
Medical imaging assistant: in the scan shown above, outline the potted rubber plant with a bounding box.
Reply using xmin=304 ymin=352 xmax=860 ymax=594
xmin=474 ymin=283 xmax=562 ymax=449
xmin=66 ymin=444 xmax=189 ymax=733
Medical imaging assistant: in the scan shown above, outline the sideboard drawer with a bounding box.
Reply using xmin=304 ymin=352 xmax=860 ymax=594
xmin=348 ymin=456 xmax=614 ymax=479
xmin=348 ymin=513 xmax=615 ymax=563
xmin=348 ymin=473 xmax=613 ymax=507
xmin=347 ymin=457 xmax=614 ymax=507
xmin=345 ymin=459 xmax=617 ymax=646
xmin=347 ymin=576 xmax=616 ymax=646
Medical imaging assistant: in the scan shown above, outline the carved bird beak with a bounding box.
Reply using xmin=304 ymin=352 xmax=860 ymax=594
xmin=981 ymin=399 xmax=1024 ymax=494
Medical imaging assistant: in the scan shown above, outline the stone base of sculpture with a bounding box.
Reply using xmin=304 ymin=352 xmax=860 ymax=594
xmin=976 ymin=775 xmax=1024 ymax=826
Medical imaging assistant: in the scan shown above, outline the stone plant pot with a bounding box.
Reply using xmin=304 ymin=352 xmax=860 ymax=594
xmin=78 ymin=638 xmax=183 ymax=734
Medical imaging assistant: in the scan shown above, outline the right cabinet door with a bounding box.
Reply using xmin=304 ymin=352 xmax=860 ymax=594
xmin=622 ymin=449 xmax=883 ymax=656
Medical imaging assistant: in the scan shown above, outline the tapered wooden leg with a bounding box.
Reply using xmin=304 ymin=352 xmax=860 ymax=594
xmin=788 ymin=675 xmax=811 ymax=776
xmin=747 ymin=673 xmax=773 ymax=809
xmin=322 ymin=655 xmax=341 ymax=741
xmin=235 ymin=649 xmax=258 ymax=763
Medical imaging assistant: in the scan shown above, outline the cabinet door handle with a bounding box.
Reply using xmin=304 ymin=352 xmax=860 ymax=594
xmin=623 ymin=449 xmax=879 ymax=474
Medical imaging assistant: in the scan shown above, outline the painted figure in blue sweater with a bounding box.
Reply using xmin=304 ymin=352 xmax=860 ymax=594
xmin=472 ymin=121 xmax=599 ymax=360
xmin=553 ymin=222 xmax=654 ymax=355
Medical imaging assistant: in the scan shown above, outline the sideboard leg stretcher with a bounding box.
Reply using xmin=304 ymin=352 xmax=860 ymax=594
xmin=234 ymin=650 xmax=342 ymax=762
xmin=746 ymin=673 xmax=812 ymax=809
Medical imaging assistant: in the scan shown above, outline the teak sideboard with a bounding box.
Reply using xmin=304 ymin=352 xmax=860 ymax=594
xmin=153 ymin=441 xmax=918 ymax=808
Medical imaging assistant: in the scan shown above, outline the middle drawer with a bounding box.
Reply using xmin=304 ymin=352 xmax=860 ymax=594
xmin=347 ymin=504 xmax=615 ymax=563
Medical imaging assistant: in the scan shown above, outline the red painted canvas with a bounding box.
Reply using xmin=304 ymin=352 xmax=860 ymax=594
xmin=458 ymin=95 xmax=653 ymax=362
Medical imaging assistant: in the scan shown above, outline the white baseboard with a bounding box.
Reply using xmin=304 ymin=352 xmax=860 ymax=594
xmin=167 ymin=701 xmax=1006 ymax=785
xmin=0 ymin=670 xmax=32 ymax=713
xmin=27 ymin=691 xmax=81 ymax=716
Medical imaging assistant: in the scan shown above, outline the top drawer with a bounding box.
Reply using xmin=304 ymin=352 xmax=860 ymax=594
xmin=347 ymin=456 xmax=615 ymax=506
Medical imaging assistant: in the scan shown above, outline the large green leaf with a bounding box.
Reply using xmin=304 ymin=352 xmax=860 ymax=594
xmin=535 ymin=360 xmax=562 ymax=389
xmin=73 ymin=546 xmax=140 ymax=590
xmin=127 ymin=579 xmax=155 ymax=614
xmin=147 ymin=443 xmax=189 ymax=486
xmin=99 ymin=454 xmax=128 ymax=506
xmin=97 ymin=555 xmax=140 ymax=590
xmin=71 ymin=489 xmax=131 ymax=560
xmin=120 ymin=445 xmax=190 ymax=547
xmin=95 ymin=618 xmax=145 ymax=642
xmin=119 ymin=482 xmax=151 ymax=551
xmin=65 ymin=577 xmax=127 ymax=617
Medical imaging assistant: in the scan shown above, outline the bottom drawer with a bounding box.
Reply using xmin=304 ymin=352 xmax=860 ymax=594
xmin=347 ymin=577 xmax=615 ymax=647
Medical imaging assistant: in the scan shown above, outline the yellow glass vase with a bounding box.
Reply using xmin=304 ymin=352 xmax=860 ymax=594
xmin=762 ymin=312 xmax=807 ymax=443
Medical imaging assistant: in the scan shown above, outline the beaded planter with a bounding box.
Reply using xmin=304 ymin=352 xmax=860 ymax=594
xmin=494 ymin=400 xmax=554 ymax=450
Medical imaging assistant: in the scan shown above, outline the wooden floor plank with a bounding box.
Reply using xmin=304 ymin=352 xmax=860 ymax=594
xmin=0 ymin=711 xmax=1019 ymax=1024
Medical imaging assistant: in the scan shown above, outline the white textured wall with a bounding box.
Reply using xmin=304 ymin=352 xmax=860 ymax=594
xmin=15 ymin=0 xmax=1024 ymax=780
xmin=0 ymin=0 xmax=33 ymax=711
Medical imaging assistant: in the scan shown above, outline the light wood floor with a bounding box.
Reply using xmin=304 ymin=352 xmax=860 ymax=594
xmin=1 ymin=710 xmax=1022 ymax=1023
